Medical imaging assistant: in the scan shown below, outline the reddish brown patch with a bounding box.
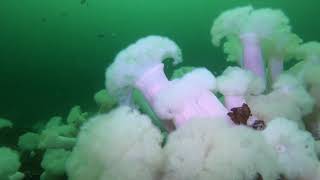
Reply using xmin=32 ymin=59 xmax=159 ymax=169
xmin=227 ymin=103 xmax=266 ymax=131
xmin=227 ymin=103 xmax=252 ymax=125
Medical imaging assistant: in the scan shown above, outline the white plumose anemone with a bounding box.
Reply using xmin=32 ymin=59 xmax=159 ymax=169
xmin=262 ymin=118 xmax=319 ymax=179
xmin=66 ymin=106 xmax=164 ymax=180
xmin=162 ymin=118 xmax=280 ymax=180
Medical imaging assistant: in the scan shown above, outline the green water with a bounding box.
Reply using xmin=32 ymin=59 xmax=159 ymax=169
xmin=0 ymin=0 xmax=319 ymax=128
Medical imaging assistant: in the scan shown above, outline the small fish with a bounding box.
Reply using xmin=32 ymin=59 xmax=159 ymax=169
xmin=60 ymin=11 xmax=68 ymax=17
xmin=97 ymin=33 xmax=105 ymax=38
xmin=80 ymin=0 xmax=86 ymax=5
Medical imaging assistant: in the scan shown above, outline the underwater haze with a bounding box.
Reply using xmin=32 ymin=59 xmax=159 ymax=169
xmin=1 ymin=0 xmax=320 ymax=180
xmin=0 ymin=0 xmax=319 ymax=127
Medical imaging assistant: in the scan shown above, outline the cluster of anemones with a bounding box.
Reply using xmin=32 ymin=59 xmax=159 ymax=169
xmin=44 ymin=5 xmax=320 ymax=180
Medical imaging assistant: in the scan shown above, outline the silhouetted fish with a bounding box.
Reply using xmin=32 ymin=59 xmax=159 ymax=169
xmin=60 ymin=11 xmax=68 ymax=17
xmin=97 ymin=33 xmax=105 ymax=38
xmin=80 ymin=0 xmax=86 ymax=5
xmin=256 ymin=173 xmax=263 ymax=180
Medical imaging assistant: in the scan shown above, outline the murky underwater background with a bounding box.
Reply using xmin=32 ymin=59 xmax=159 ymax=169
xmin=0 ymin=0 xmax=319 ymax=129
xmin=0 ymin=0 xmax=319 ymax=179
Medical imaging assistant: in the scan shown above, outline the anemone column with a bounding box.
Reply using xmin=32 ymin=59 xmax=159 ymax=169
xmin=106 ymin=36 xmax=233 ymax=129
xmin=268 ymin=57 xmax=283 ymax=83
xmin=135 ymin=63 xmax=169 ymax=106
xmin=174 ymin=90 xmax=231 ymax=127
xmin=136 ymin=64 xmax=231 ymax=128
xmin=240 ymin=33 xmax=266 ymax=83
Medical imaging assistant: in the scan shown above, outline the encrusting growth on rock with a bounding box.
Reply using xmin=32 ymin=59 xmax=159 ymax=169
xmin=228 ymin=103 xmax=266 ymax=130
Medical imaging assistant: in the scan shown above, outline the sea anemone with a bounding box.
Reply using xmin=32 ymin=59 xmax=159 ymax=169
xmin=38 ymin=116 xmax=77 ymax=150
xmin=18 ymin=132 xmax=40 ymax=151
xmin=0 ymin=118 xmax=13 ymax=130
xmin=93 ymin=89 xmax=117 ymax=113
xmin=152 ymin=68 xmax=231 ymax=127
xmin=216 ymin=66 xmax=265 ymax=109
xmin=262 ymin=31 xmax=302 ymax=84
xmin=40 ymin=149 xmax=70 ymax=180
xmin=272 ymin=73 xmax=314 ymax=116
xmin=162 ymin=118 xmax=280 ymax=180
xmin=0 ymin=147 xmax=24 ymax=180
xmin=105 ymin=35 xmax=182 ymax=105
xmin=262 ymin=118 xmax=319 ymax=179
xmin=211 ymin=6 xmax=290 ymax=83
xmin=66 ymin=106 xmax=164 ymax=180
xmin=106 ymin=36 xmax=230 ymax=128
